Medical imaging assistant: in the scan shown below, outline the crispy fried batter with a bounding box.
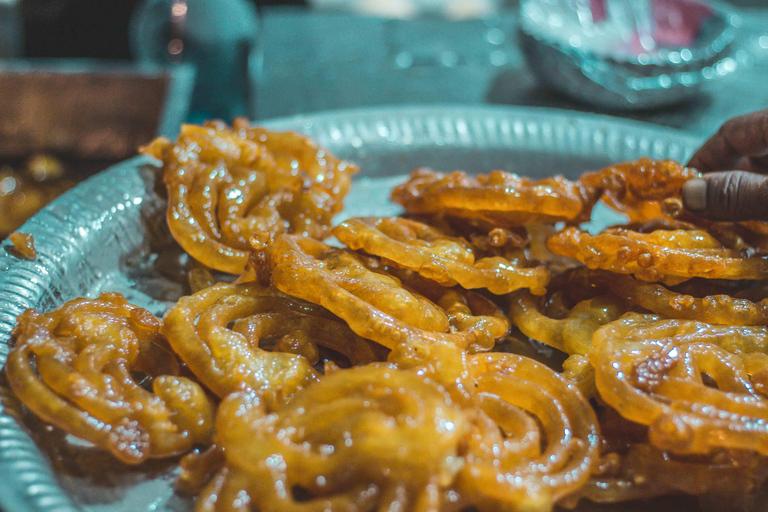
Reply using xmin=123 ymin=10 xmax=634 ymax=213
xmin=592 ymin=314 xmax=768 ymax=455
xmin=5 ymin=293 xmax=215 ymax=464
xmin=390 ymin=341 xmax=600 ymax=510
xmin=568 ymin=408 xmax=768 ymax=506
xmin=586 ymin=269 xmax=768 ymax=325
xmin=391 ymin=168 xmax=600 ymax=226
xmin=333 ymin=217 xmax=550 ymax=295
xmin=547 ymin=226 xmax=768 ymax=284
xmin=508 ymin=288 xmax=628 ymax=398
xmin=8 ymin=232 xmax=36 ymax=259
xmin=163 ymin=282 xmax=375 ymax=398
xmin=141 ymin=120 xmax=357 ymax=274
xmin=197 ymin=342 xmax=600 ymax=512
xmin=579 ymin=158 xmax=700 ymax=222
xmin=510 ymin=289 xmax=628 ymax=356
xmin=200 ymin=365 xmax=469 ymax=511
xmin=266 ymin=234 xmax=510 ymax=351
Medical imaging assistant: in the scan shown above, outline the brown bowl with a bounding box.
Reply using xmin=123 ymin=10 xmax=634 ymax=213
xmin=0 ymin=59 xmax=195 ymax=167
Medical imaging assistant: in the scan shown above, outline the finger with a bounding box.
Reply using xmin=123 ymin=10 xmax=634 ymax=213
xmin=747 ymin=154 xmax=768 ymax=174
xmin=687 ymin=110 xmax=768 ymax=173
xmin=682 ymin=171 xmax=768 ymax=221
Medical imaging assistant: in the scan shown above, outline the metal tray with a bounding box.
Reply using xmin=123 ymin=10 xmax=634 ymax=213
xmin=0 ymin=106 xmax=701 ymax=512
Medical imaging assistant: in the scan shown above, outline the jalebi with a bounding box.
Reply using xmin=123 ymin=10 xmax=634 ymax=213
xmin=198 ymin=364 xmax=470 ymax=511
xmin=391 ymin=168 xmax=600 ymax=226
xmin=10 ymin=123 xmax=768 ymax=510
xmin=566 ymin=406 xmax=768 ymax=506
xmin=333 ymin=216 xmax=550 ymax=294
xmin=586 ymin=269 xmax=768 ymax=325
xmin=5 ymin=293 xmax=215 ymax=464
xmin=390 ymin=341 xmax=601 ymax=510
xmin=141 ymin=119 xmax=357 ymax=274
xmin=591 ymin=314 xmax=768 ymax=455
xmin=266 ymin=234 xmax=510 ymax=351
xmin=508 ymin=289 xmax=627 ymax=398
xmin=509 ymin=289 xmax=627 ymax=356
xmin=579 ymin=158 xmax=700 ymax=222
xmin=194 ymin=340 xmax=600 ymax=512
xmin=547 ymin=226 xmax=768 ymax=284
xmin=163 ymin=281 xmax=377 ymax=398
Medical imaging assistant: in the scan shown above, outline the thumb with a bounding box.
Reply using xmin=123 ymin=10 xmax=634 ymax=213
xmin=682 ymin=171 xmax=768 ymax=221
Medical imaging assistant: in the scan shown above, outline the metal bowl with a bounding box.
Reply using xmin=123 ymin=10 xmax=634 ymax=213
xmin=519 ymin=1 xmax=741 ymax=110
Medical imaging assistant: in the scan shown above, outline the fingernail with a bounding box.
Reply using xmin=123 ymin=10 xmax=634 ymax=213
xmin=682 ymin=178 xmax=707 ymax=211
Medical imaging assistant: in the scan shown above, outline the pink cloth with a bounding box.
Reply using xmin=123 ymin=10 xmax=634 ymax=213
xmin=590 ymin=0 xmax=608 ymax=23
xmin=590 ymin=0 xmax=713 ymax=55
xmin=651 ymin=0 xmax=712 ymax=47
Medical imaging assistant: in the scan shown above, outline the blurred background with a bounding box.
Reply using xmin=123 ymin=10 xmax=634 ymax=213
xmin=5 ymin=0 xmax=767 ymax=125
xmin=12 ymin=0 xmax=766 ymax=59
xmin=1 ymin=0 xmax=768 ymax=236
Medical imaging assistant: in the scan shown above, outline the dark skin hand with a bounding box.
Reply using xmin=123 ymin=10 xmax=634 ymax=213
xmin=683 ymin=110 xmax=768 ymax=221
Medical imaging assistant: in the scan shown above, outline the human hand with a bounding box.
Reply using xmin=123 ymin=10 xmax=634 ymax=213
xmin=683 ymin=110 xmax=768 ymax=221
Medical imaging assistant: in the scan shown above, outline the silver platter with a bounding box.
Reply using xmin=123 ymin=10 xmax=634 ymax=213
xmin=0 ymin=106 xmax=701 ymax=512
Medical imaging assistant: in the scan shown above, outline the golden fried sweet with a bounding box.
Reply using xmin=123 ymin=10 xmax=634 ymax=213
xmin=579 ymin=158 xmax=700 ymax=222
xmin=8 ymin=232 xmax=36 ymax=259
xmin=266 ymin=234 xmax=510 ymax=351
xmin=332 ymin=216 xmax=550 ymax=295
xmin=523 ymin=222 xmax=582 ymax=275
xmin=163 ymin=282 xmax=374 ymax=398
xmin=406 ymin=214 xmax=531 ymax=256
xmin=141 ymin=119 xmax=358 ymax=274
xmin=178 ymin=445 xmax=227 ymax=496
xmin=200 ymin=365 xmax=470 ymax=512
xmin=508 ymin=289 xmax=627 ymax=398
xmin=390 ymin=341 xmax=601 ymax=510
xmin=196 ymin=466 xmax=254 ymax=512
xmin=5 ymin=293 xmax=215 ymax=464
xmin=468 ymin=226 xmax=529 ymax=256
xmin=391 ymin=168 xmax=600 ymax=227
xmin=574 ymin=444 xmax=768 ymax=505
xmin=547 ymin=226 xmax=768 ymax=284
xmin=566 ymin=407 xmax=768 ymax=507
xmin=740 ymin=221 xmax=768 ymax=249
xmin=586 ymin=269 xmax=768 ymax=325
xmin=560 ymin=354 xmax=597 ymax=398
xmin=462 ymin=352 xmax=600 ymax=510
xmin=198 ymin=343 xmax=600 ymax=512
xmin=591 ymin=314 xmax=768 ymax=455
xmin=509 ymin=289 xmax=627 ymax=356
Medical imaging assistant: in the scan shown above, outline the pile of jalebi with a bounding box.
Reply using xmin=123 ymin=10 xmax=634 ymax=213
xmin=8 ymin=121 xmax=768 ymax=511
